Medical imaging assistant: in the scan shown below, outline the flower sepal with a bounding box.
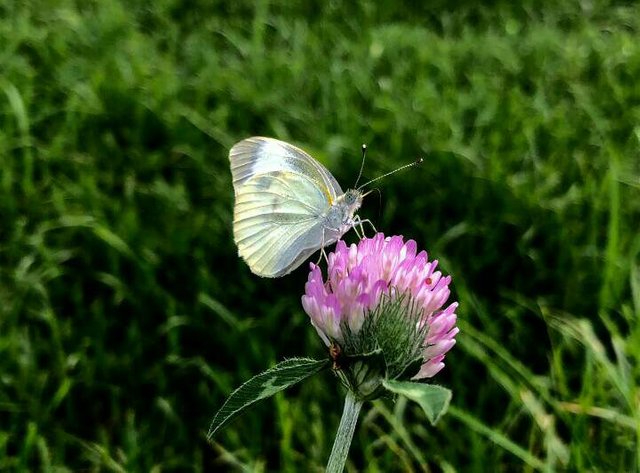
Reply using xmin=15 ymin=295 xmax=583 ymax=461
xmin=329 ymin=289 xmax=438 ymax=400
xmin=393 ymin=355 xmax=425 ymax=382
xmin=331 ymin=347 xmax=387 ymax=401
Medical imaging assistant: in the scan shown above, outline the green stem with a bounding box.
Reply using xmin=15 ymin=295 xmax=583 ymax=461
xmin=326 ymin=391 xmax=363 ymax=473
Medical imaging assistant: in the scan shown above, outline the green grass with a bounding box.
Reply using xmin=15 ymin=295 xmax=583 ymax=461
xmin=1 ymin=0 xmax=639 ymax=471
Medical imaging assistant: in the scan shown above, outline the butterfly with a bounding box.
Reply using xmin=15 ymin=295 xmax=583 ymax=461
xmin=229 ymin=137 xmax=365 ymax=277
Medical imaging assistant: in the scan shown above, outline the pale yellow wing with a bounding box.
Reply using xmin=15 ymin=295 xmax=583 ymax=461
xmin=229 ymin=137 xmax=343 ymax=200
xmin=229 ymin=137 xmax=342 ymax=277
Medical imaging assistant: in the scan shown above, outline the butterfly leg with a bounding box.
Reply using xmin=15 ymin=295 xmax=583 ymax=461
xmin=361 ymin=218 xmax=377 ymax=234
xmin=352 ymin=219 xmax=363 ymax=239
xmin=315 ymin=227 xmax=330 ymax=266
xmin=353 ymin=215 xmax=377 ymax=237
xmin=315 ymin=246 xmax=330 ymax=266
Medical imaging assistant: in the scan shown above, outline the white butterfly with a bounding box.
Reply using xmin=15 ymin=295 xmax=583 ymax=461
xmin=229 ymin=137 xmax=364 ymax=277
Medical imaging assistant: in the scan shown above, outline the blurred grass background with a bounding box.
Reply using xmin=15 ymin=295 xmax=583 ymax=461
xmin=1 ymin=0 xmax=639 ymax=471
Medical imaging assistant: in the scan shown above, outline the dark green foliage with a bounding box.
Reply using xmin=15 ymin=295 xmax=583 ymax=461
xmin=1 ymin=0 xmax=638 ymax=471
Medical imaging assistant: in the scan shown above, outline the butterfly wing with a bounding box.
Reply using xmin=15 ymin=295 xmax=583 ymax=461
xmin=229 ymin=137 xmax=344 ymax=277
xmin=230 ymin=137 xmax=343 ymax=197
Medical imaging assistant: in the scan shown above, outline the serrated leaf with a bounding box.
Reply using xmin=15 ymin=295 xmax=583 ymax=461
xmin=382 ymin=380 xmax=452 ymax=425
xmin=207 ymin=357 xmax=330 ymax=439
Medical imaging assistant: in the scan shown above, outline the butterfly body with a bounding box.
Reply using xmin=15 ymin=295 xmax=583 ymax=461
xmin=229 ymin=137 xmax=363 ymax=278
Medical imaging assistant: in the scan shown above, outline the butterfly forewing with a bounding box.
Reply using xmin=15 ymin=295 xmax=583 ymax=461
xmin=229 ymin=137 xmax=343 ymax=198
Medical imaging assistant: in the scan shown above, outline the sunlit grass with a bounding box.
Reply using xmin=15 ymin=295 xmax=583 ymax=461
xmin=1 ymin=0 xmax=639 ymax=471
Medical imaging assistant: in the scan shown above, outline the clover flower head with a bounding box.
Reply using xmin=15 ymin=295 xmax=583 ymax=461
xmin=301 ymin=233 xmax=458 ymax=397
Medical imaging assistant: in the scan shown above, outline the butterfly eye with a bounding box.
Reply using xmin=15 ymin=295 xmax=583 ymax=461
xmin=344 ymin=191 xmax=357 ymax=205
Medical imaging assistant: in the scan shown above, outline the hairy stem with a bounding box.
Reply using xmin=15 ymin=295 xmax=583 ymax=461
xmin=326 ymin=391 xmax=363 ymax=473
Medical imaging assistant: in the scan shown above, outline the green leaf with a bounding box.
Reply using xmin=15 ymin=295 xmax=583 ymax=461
xmin=382 ymin=380 xmax=452 ymax=426
xmin=207 ymin=357 xmax=330 ymax=439
xmin=92 ymin=225 xmax=135 ymax=258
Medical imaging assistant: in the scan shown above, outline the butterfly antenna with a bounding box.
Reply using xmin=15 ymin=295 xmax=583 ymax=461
xmin=353 ymin=143 xmax=367 ymax=188
xmin=357 ymin=156 xmax=424 ymax=190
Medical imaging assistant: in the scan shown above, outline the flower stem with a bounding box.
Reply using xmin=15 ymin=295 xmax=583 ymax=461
xmin=326 ymin=391 xmax=363 ymax=473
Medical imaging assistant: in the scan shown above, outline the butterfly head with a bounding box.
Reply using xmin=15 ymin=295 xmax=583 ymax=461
xmin=341 ymin=189 xmax=363 ymax=215
xmin=338 ymin=189 xmax=364 ymax=218
xmin=324 ymin=189 xmax=363 ymax=233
